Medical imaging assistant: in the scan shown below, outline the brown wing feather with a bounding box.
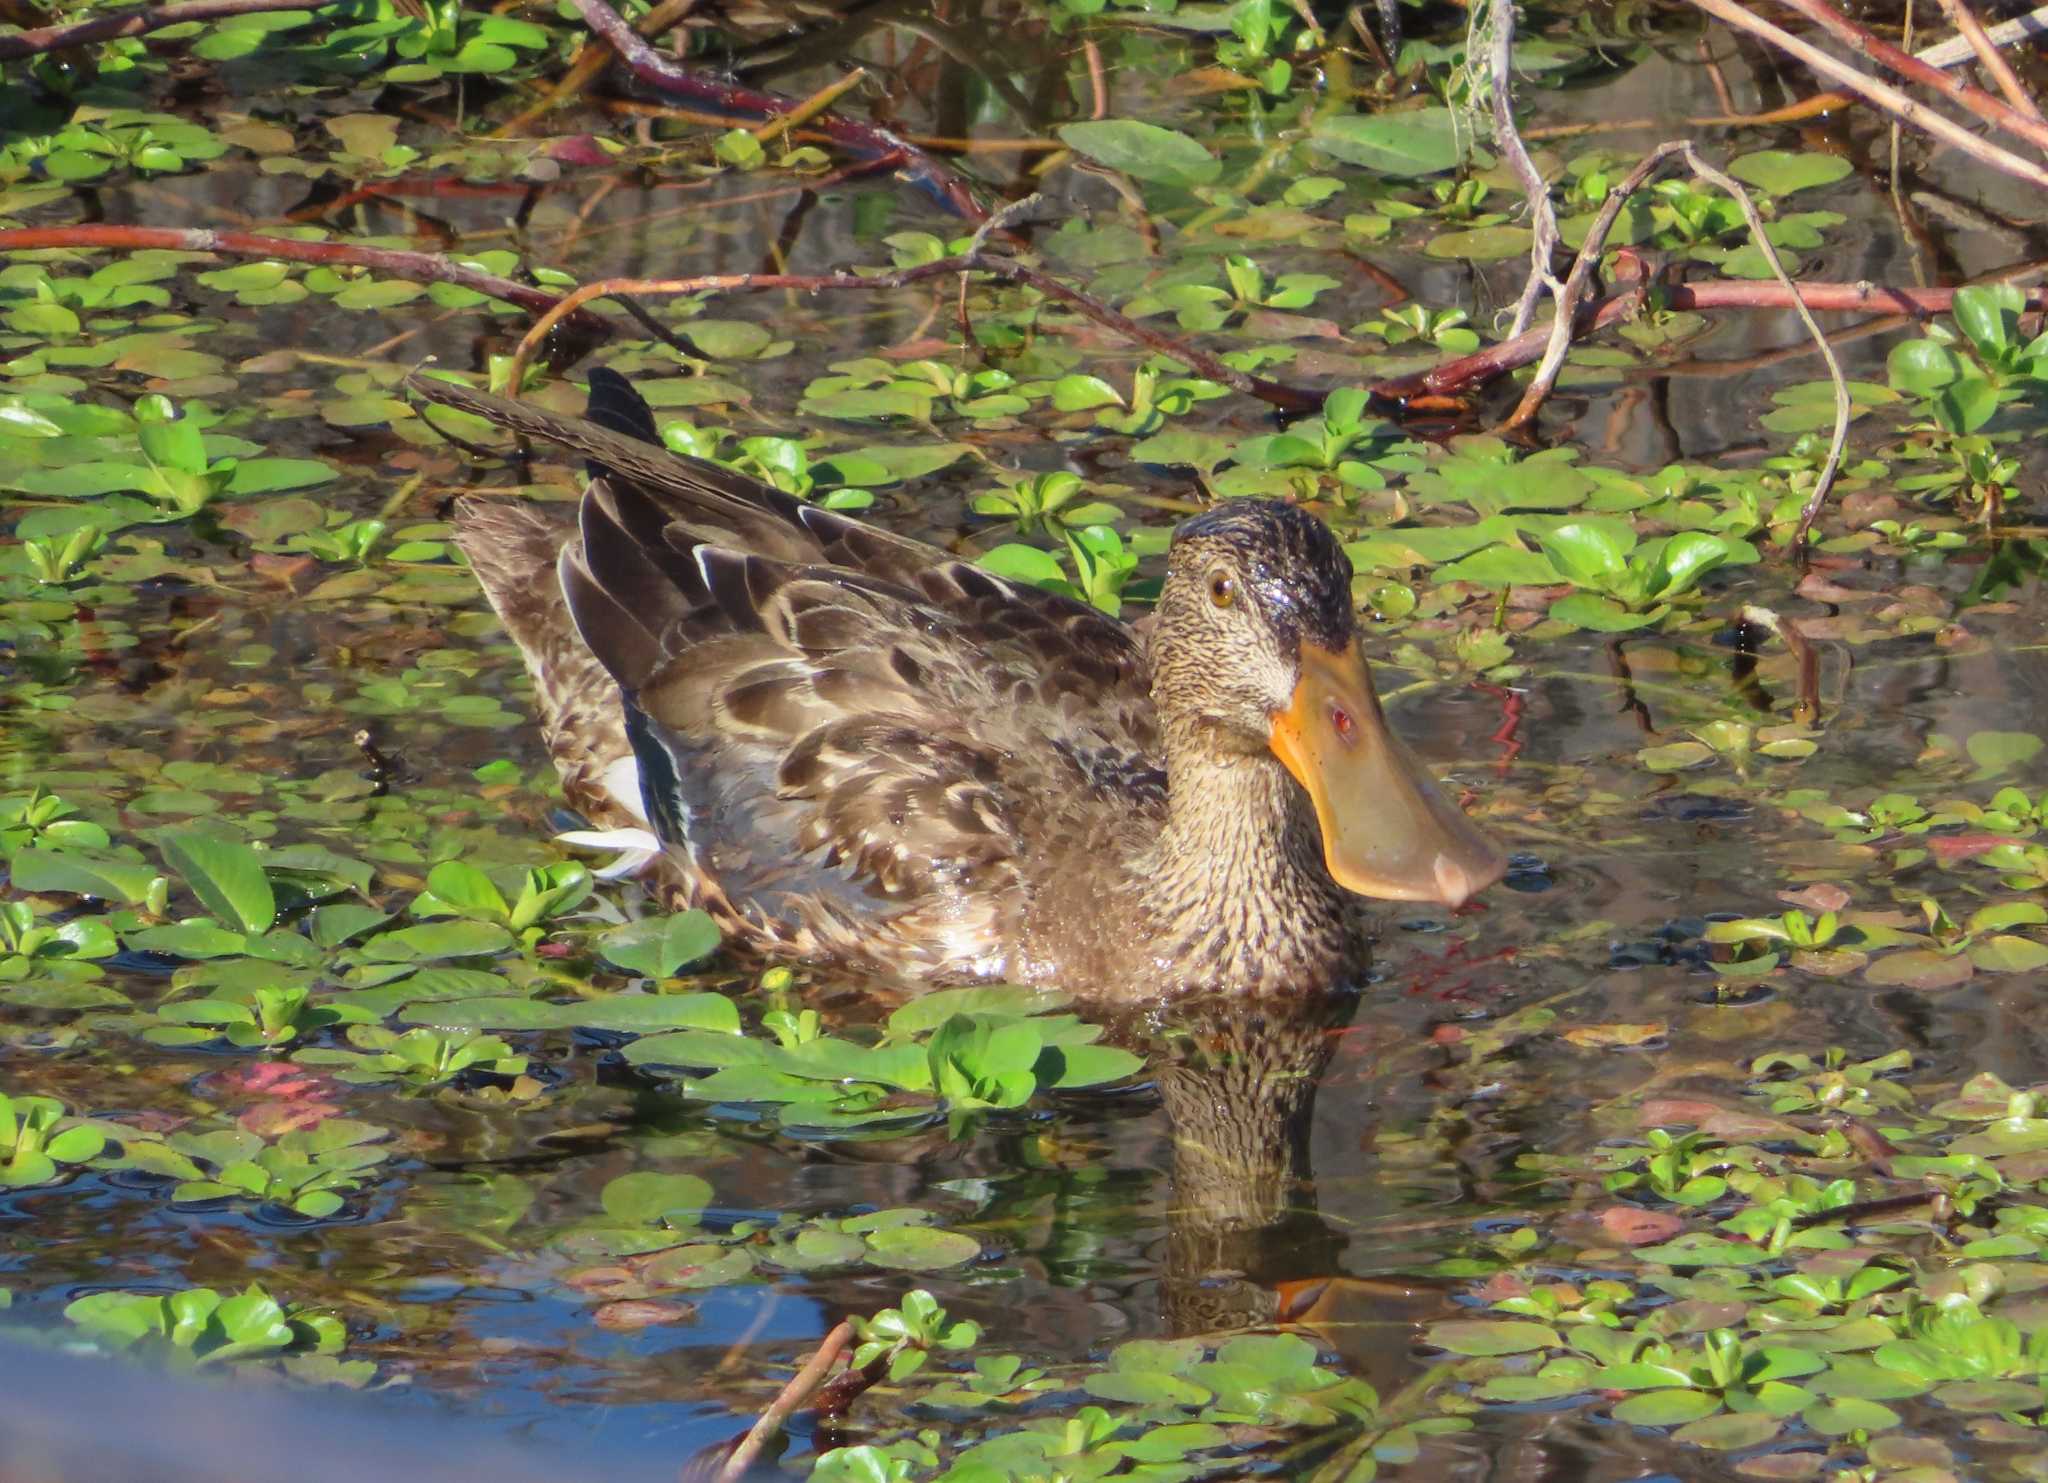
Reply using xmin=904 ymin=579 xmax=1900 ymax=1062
xmin=559 ymin=472 xmax=1161 ymax=978
xmin=410 ymin=372 xmax=940 ymax=585
xmin=440 ymin=374 xmax=1164 ymax=980
xmin=451 ymin=496 xmax=639 ymax=832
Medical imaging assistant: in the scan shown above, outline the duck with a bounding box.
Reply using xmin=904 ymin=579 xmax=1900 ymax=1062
xmin=413 ymin=368 xmax=1505 ymax=999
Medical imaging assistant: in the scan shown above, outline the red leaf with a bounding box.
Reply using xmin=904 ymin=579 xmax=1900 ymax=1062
xmin=1598 ymin=1206 xmax=1684 ymax=1245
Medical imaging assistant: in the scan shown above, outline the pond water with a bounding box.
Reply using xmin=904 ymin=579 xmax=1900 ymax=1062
xmin=8 ymin=1 xmax=2048 ymax=1479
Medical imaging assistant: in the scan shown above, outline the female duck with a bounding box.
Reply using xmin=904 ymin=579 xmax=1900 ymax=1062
xmin=418 ymin=370 xmax=1504 ymax=999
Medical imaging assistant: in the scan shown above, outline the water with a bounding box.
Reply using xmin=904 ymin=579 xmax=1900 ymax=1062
xmin=8 ymin=1 xmax=2048 ymax=1476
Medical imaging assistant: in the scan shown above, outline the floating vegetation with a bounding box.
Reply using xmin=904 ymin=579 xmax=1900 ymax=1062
xmin=12 ymin=0 xmax=2048 ymax=1476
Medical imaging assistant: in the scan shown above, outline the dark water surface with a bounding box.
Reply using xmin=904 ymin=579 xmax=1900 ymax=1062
xmin=8 ymin=2 xmax=2048 ymax=1479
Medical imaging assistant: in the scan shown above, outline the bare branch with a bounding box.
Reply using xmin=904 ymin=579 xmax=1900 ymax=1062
xmin=1686 ymin=0 xmax=2048 ymax=190
xmin=1477 ymin=0 xmax=1563 ymax=338
xmin=1934 ymin=0 xmax=2044 ymax=123
xmin=1772 ymin=0 xmax=2048 ymax=152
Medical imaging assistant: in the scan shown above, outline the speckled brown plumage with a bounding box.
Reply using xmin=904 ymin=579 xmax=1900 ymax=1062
xmin=423 ymin=370 xmax=1503 ymax=1000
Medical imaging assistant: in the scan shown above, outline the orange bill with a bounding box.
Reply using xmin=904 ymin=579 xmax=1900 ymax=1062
xmin=1268 ymin=639 xmax=1508 ymax=909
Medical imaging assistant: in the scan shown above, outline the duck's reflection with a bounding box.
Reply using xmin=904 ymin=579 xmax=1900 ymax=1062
xmin=1109 ymin=990 xmax=1356 ymax=1336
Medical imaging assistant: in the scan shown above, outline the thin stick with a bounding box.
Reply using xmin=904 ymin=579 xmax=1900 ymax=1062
xmin=1479 ymin=0 xmax=1563 ymax=338
xmin=498 ymin=255 xmax=1325 ymax=412
xmin=1687 ymin=0 xmax=2048 ymax=190
xmin=0 ymin=0 xmax=321 ymax=59
xmin=1679 ymin=149 xmax=1850 ymax=555
xmin=753 ymin=69 xmax=867 ymax=144
xmin=1083 ymin=39 xmax=1109 ymax=119
xmin=1775 ymin=0 xmax=2048 ymax=150
xmin=716 ymin=1322 xmax=853 ymax=1482
xmin=1936 ymin=0 xmax=2044 ymax=122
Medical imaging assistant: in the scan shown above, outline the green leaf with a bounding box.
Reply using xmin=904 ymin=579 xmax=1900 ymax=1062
xmin=1646 ymin=531 xmax=1732 ymax=599
xmin=1672 ymin=1412 xmax=1780 ymax=1450
xmin=977 ymin=543 xmax=1067 ymax=586
xmin=1969 ymin=934 xmax=2048 ymax=973
xmin=601 ymin=1171 xmax=712 ymax=1225
xmin=358 ymin=919 xmax=514 ymax=962
xmin=1953 ymin=282 xmax=2021 ymax=357
xmin=225 ymin=458 xmax=335 ymax=495
xmin=1056 ymin=121 xmax=1221 ymax=187
xmin=134 ymin=395 xmax=207 ymax=476
xmin=1309 ymin=107 xmax=1466 ymax=177
xmin=862 ymin=1225 xmax=981 ymax=1270
xmin=1937 ymin=376 xmax=1999 ymax=434
xmin=1726 ymin=150 xmax=1853 ymax=195
xmin=1968 ymin=730 xmax=2044 ymax=779
xmin=400 ymin=993 xmax=740 ymax=1033
xmin=1887 ymin=338 xmax=1960 ymax=396
xmin=1612 ymin=1390 xmax=1721 ymax=1426
xmin=1434 ymin=545 xmax=1562 ymax=589
xmin=1803 ymin=1396 xmax=1900 ymax=1435
xmin=1549 ymin=593 xmax=1660 ymax=631
xmin=7 ymin=848 xmax=161 ymax=905
xmin=424 ymin=861 xmax=508 ymax=920
xmin=1429 ymin=1320 xmax=1558 ymax=1356
xmin=1424 ymin=225 xmax=1534 ymax=261
xmin=159 ymin=832 xmax=275 ymax=934
xmin=599 ymin=912 xmax=722 ymax=978
xmin=1537 ymin=520 xmax=1630 ymax=592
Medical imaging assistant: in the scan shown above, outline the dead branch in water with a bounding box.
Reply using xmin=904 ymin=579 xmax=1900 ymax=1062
xmin=565 ymin=0 xmax=989 ymax=222
xmin=1769 ymin=0 xmax=2048 ymax=153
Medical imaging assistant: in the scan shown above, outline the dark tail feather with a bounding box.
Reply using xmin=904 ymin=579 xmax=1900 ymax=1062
xmin=581 ymin=367 xmax=661 ymax=482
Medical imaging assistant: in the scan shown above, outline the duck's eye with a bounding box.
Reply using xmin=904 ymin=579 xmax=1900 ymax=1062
xmin=1208 ymin=571 xmax=1236 ymax=608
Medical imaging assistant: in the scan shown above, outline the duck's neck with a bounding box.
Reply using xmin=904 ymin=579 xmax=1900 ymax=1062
xmin=1138 ymin=727 xmax=1358 ymax=989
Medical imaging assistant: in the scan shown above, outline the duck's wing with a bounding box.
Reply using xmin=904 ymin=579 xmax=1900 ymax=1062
xmin=559 ymin=472 xmax=1161 ymax=970
xmin=451 ymin=495 xmax=645 ymax=837
xmin=411 ymin=370 xmax=941 ymax=586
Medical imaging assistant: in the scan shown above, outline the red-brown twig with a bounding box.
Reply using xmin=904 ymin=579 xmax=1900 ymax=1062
xmin=716 ymin=1322 xmax=853 ymax=1483
xmin=1687 ymin=0 xmax=2048 ymax=189
xmin=0 ymin=0 xmax=322 ymax=59
xmin=500 ymin=254 xmax=1326 ymax=413
xmin=566 ymin=0 xmax=988 ymax=222
xmin=1936 ymin=0 xmax=2045 ymax=122
xmin=1772 ymin=0 xmax=2048 ymax=152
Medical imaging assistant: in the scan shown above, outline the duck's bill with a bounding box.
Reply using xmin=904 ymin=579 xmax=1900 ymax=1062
xmin=1268 ymin=639 xmax=1508 ymax=909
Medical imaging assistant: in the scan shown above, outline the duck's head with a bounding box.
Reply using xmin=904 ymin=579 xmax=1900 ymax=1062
xmin=1152 ymin=500 xmax=1507 ymax=910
